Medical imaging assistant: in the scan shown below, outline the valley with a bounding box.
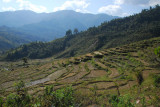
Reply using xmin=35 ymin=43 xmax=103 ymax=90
xmin=0 ymin=4 xmax=160 ymax=107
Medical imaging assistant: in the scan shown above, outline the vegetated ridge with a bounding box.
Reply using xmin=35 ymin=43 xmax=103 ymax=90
xmin=0 ymin=26 xmax=40 ymax=53
xmin=4 ymin=5 xmax=160 ymax=61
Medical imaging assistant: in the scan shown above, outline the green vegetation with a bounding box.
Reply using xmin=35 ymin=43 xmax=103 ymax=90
xmin=0 ymin=36 xmax=160 ymax=106
xmin=4 ymin=5 xmax=160 ymax=60
xmin=109 ymin=94 xmax=134 ymax=107
xmin=154 ymin=46 xmax=160 ymax=58
xmin=1 ymin=5 xmax=160 ymax=107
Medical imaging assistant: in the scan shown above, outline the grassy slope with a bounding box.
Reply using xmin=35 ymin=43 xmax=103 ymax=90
xmin=0 ymin=37 xmax=160 ymax=106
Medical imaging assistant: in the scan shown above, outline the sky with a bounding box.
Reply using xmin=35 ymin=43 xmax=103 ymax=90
xmin=0 ymin=0 xmax=160 ymax=17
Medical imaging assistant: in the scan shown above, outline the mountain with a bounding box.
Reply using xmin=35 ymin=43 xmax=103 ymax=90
xmin=0 ymin=26 xmax=41 ymax=52
xmin=4 ymin=5 xmax=160 ymax=60
xmin=0 ymin=10 xmax=118 ymax=41
xmin=0 ymin=10 xmax=50 ymax=27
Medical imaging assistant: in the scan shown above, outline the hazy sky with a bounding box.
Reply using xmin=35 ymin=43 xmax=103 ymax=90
xmin=0 ymin=0 xmax=160 ymax=17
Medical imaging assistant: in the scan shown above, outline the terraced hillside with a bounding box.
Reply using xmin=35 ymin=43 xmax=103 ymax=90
xmin=0 ymin=37 xmax=160 ymax=106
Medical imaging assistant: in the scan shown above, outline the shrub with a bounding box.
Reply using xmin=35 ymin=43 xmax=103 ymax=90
xmin=45 ymin=85 xmax=54 ymax=96
xmin=153 ymin=75 xmax=160 ymax=87
xmin=0 ymin=97 xmax=3 ymax=107
xmin=109 ymin=94 xmax=135 ymax=107
xmin=52 ymin=86 xmax=74 ymax=107
xmin=6 ymin=93 xmax=19 ymax=107
xmin=154 ymin=46 xmax=160 ymax=57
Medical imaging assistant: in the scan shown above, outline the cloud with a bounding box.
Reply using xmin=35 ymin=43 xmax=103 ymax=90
xmin=16 ymin=0 xmax=47 ymax=13
xmin=53 ymin=0 xmax=90 ymax=13
xmin=98 ymin=5 xmax=126 ymax=17
xmin=2 ymin=0 xmax=11 ymax=3
xmin=2 ymin=7 xmax=15 ymax=11
xmin=114 ymin=0 xmax=160 ymax=6
xmin=149 ymin=0 xmax=160 ymax=6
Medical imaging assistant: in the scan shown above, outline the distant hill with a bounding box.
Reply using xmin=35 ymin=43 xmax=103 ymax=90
xmin=0 ymin=26 xmax=41 ymax=52
xmin=4 ymin=5 xmax=160 ymax=60
xmin=0 ymin=10 xmax=118 ymax=41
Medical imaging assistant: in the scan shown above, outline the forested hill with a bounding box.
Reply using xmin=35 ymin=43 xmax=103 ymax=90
xmin=4 ymin=5 xmax=160 ymax=60
xmin=0 ymin=26 xmax=39 ymax=52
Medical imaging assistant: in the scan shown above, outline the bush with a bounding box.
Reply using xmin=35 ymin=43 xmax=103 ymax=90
xmin=42 ymin=85 xmax=74 ymax=107
xmin=154 ymin=46 xmax=160 ymax=58
xmin=153 ymin=75 xmax=160 ymax=87
xmin=52 ymin=86 xmax=74 ymax=107
xmin=6 ymin=93 xmax=19 ymax=107
xmin=6 ymin=93 xmax=30 ymax=107
xmin=109 ymin=94 xmax=135 ymax=107
xmin=0 ymin=97 xmax=3 ymax=107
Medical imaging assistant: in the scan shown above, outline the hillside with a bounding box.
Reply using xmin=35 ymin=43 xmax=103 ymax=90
xmin=0 ymin=36 xmax=160 ymax=106
xmin=0 ymin=10 xmax=117 ymax=41
xmin=0 ymin=26 xmax=40 ymax=52
xmin=4 ymin=5 xmax=160 ymax=61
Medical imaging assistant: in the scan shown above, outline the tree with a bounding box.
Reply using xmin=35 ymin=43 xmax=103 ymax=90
xmin=154 ymin=46 xmax=160 ymax=58
xmin=22 ymin=57 xmax=28 ymax=67
xmin=66 ymin=29 xmax=72 ymax=36
xmin=73 ymin=28 xmax=78 ymax=34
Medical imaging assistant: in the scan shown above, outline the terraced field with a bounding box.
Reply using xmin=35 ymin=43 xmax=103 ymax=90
xmin=0 ymin=37 xmax=160 ymax=106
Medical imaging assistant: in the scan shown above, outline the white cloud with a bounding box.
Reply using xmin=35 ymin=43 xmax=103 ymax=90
xmin=2 ymin=0 xmax=11 ymax=3
xmin=2 ymin=7 xmax=15 ymax=11
xmin=149 ymin=0 xmax=160 ymax=6
xmin=114 ymin=0 xmax=124 ymax=5
xmin=53 ymin=0 xmax=90 ymax=13
xmin=16 ymin=0 xmax=47 ymax=13
xmin=98 ymin=5 xmax=125 ymax=16
xmin=114 ymin=0 xmax=160 ymax=6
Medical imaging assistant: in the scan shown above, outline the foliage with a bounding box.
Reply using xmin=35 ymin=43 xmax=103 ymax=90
xmin=14 ymin=80 xmax=25 ymax=93
xmin=51 ymin=86 xmax=74 ymax=107
xmin=5 ymin=80 xmax=31 ymax=107
xmin=0 ymin=97 xmax=3 ymax=107
xmin=0 ymin=26 xmax=31 ymax=52
xmin=154 ymin=46 xmax=160 ymax=57
xmin=6 ymin=93 xmax=30 ymax=107
xmin=44 ymin=85 xmax=54 ymax=96
xmin=109 ymin=94 xmax=135 ymax=107
xmin=4 ymin=6 xmax=160 ymax=61
xmin=152 ymin=74 xmax=160 ymax=87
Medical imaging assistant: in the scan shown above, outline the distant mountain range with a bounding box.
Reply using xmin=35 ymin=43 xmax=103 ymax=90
xmin=4 ymin=5 xmax=160 ymax=60
xmin=0 ymin=10 xmax=118 ymax=41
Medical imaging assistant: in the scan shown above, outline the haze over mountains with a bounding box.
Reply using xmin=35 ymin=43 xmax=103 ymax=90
xmin=0 ymin=10 xmax=118 ymax=41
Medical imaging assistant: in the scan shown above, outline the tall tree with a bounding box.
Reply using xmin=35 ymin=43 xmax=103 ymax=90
xmin=73 ymin=28 xmax=78 ymax=34
xmin=66 ymin=29 xmax=72 ymax=36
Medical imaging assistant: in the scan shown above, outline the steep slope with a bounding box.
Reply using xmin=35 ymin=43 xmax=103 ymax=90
xmin=4 ymin=6 xmax=160 ymax=60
